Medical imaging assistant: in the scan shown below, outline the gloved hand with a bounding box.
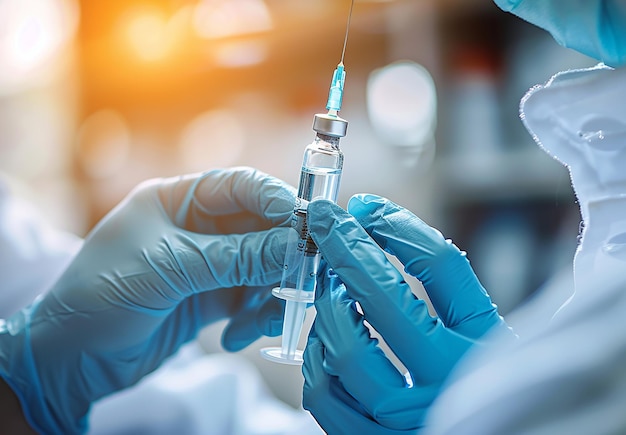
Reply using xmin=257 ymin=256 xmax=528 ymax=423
xmin=302 ymin=195 xmax=514 ymax=433
xmin=0 ymin=167 xmax=295 ymax=434
xmin=493 ymin=0 xmax=626 ymax=67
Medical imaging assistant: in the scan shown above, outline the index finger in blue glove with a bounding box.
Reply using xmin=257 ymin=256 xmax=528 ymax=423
xmin=93 ymin=168 xmax=295 ymax=300
xmin=221 ymin=286 xmax=285 ymax=351
xmin=347 ymin=194 xmax=506 ymax=339
xmin=303 ymin=331 xmax=418 ymax=434
xmin=154 ymin=166 xmax=295 ymax=234
xmin=308 ymin=201 xmax=473 ymax=381
xmin=313 ymin=264 xmax=407 ymax=390
xmin=138 ymin=226 xmax=291 ymax=300
xmin=305 ymin=265 xmax=432 ymax=431
xmin=86 ymin=216 xmax=290 ymax=308
xmin=152 ymin=285 xmax=285 ymax=352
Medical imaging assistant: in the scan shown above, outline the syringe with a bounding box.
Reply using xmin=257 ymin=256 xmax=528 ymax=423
xmin=260 ymin=1 xmax=353 ymax=366
xmin=259 ymin=110 xmax=347 ymax=365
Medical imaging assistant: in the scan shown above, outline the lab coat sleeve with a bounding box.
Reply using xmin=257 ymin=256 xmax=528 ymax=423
xmin=424 ymin=269 xmax=626 ymax=435
xmin=493 ymin=0 xmax=626 ymax=67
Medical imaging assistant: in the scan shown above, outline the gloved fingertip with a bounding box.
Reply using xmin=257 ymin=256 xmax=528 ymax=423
xmin=221 ymin=332 xmax=250 ymax=353
xmin=263 ymin=314 xmax=284 ymax=337
xmin=351 ymin=193 xmax=385 ymax=204
xmin=307 ymin=200 xmax=343 ymax=238
xmin=307 ymin=199 xmax=335 ymax=220
xmin=347 ymin=194 xmax=386 ymax=217
xmin=315 ymin=266 xmax=341 ymax=301
xmin=221 ymin=312 xmax=263 ymax=352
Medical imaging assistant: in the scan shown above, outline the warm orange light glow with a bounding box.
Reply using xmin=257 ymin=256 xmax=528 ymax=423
xmin=76 ymin=110 xmax=131 ymax=179
xmin=178 ymin=110 xmax=245 ymax=172
xmin=213 ymin=41 xmax=267 ymax=68
xmin=193 ymin=0 xmax=272 ymax=39
xmin=125 ymin=9 xmax=170 ymax=61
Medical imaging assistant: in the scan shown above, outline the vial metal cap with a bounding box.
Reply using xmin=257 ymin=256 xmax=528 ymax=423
xmin=313 ymin=113 xmax=348 ymax=137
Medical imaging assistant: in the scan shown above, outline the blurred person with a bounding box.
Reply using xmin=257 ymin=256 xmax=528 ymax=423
xmin=302 ymin=1 xmax=626 ymax=434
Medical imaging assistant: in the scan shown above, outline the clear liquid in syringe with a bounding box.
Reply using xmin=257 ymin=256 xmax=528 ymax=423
xmin=298 ymin=166 xmax=342 ymax=203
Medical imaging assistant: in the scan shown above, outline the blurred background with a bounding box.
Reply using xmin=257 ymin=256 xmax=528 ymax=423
xmin=1 ymin=0 xmax=596 ymax=409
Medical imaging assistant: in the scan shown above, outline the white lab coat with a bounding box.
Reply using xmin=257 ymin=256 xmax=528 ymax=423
xmin=426 ymin=266 xmax=626 ymax=435
xmin=425 ymin=66 xmax=626 ymax=434
xmin=0 ymin=177 xmax=322 ymax=435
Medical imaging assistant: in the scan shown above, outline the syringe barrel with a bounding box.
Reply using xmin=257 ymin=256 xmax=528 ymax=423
xmin=277 ymin=133 xmax=343 ymax=299
xmin=274 ymin=133 xmax=343 ymax=355
xmin=260 ymin=114 xmax=347 ymax=364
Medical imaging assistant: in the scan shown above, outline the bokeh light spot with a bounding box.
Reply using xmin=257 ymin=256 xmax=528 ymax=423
xmin=178 ymin=110 xmax=245 ymax=172
xmin=76 ymin=110 xmax=131 ymax=179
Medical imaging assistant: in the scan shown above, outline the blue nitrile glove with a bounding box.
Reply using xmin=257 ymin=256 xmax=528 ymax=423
xmin=0 ymin=167 xmax=294 ymax=434
xmin=494 ymin=0 xmax=626 ymax=67
xmin=303 ymin=195 xmax=514 ymax=433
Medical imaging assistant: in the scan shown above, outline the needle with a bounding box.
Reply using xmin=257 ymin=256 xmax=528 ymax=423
xmin=340 ymin=0 xmax=355 ymax=65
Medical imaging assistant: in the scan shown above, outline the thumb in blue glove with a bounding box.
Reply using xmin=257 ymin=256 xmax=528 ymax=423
xmin=303 ymin=194 xmax=514 ymax=433
xmin=0 ymin=167 xmax=294 ymax=434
